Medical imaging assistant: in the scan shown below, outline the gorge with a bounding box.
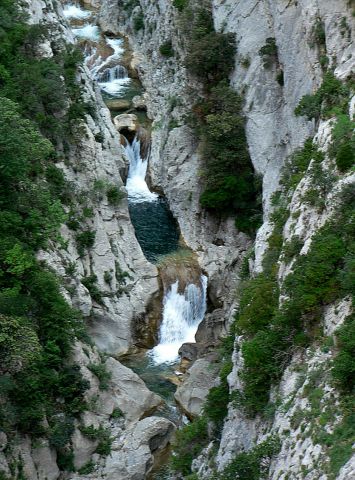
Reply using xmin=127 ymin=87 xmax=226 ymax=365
xmin=0 ymin=1 xmax=354 ymax=480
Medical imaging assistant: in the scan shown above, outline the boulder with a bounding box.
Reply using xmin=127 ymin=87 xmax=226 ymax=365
xmin=103 ymin=417 xmax=175 ymax=480
xmin=71 ymin=428 xmax=98 ymax=470
xmin=174 ymin=358 xmax=219 ymax=418
xmin=113 ymin=113 xmax=139 ymax=133
xmin=98 ymin=357 xmax=163 ymax=422
xmin=105 ymin=98 xmax=131 ymax=111
xmin=32 ymin=440 xmax=60 ymax=480
xmin=132 ymin=95 xmax=147 ymax=110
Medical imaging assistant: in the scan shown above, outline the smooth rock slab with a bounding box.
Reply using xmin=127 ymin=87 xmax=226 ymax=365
xmin=99 ymin=357 xmax=163 ymax=422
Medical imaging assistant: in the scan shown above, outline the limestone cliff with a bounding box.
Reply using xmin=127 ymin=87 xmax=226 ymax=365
xmin=97 ymin=0 xmax=354 ymax=478
xmin=0 ymin=1 xmax=172 ymax=479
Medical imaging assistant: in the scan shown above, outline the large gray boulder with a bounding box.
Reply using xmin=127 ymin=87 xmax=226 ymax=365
xmin=103 ymin=417 xmax=175 ymax=480
xmin=174 ymin=358 xmax=219 ymax=418
xmin=100 ymin=357 xmax=163 ymax=422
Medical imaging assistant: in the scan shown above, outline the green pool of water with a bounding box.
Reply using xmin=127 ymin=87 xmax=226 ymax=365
xmin=128 ymin=197 xmax=180 ymax=264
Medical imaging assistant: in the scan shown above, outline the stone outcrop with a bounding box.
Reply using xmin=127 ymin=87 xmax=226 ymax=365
xmin=100 ymin=417 xmax=175 ymax=480
xmin=175 ymin=358 xmax=219 ymax=418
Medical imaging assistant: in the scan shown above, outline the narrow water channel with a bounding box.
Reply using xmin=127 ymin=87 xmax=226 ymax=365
xmin=64 ymin=0 xmax=207 ymax=421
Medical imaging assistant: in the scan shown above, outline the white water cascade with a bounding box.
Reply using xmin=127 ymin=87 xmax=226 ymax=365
xmin=72 ymin=24 xmax=100 ymax=41
xmin=151 ymin=276 xmax=208 ymax=365
xmin=125 ymin=137 xmax=158 ymax=203
xmin=91 ymin=38 xmax=131 ymax=96
xmin=63 ymin=4 xmax=91 ymax=20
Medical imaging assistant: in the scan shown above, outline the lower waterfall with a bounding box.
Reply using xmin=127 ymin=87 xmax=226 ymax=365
xmin=151 ymin=275 xmax=208 ymax=365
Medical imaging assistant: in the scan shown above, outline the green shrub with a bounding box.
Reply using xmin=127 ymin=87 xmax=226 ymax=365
xmin=88 ymin=362 xmax=112 ymax=390
xmin=82 ymin=275 xmax=103 ymax=304
xmin=111 ymin=407 xmax=124 ymax=418
xmin=329 ymin=114 xmax=355 ymax=172
xmin=194 ymin=81 xmax=261 ymax=232
xmin=78 ymin=461 xmax=95 ymax=475
xmin=234 ymin=170 xmax=354 ymax=415
xmin=173 ymin=0 xmax=188 ymax=11
xmin=0 ymin=0 xmax=90 ymax=448
xmin=133 ymin=12 xmax=144 ymax=32
xmin=76 ymin=230 xmax=96 ymax=256
xmin=295 ymin=73 xmax=349 ymax=120
xmin=259 ymin=37 xmax=277 ymax=57
xmin=106 ymin=185 xmax=125 ymax=205
xmin=159 ymin=41 xmax=174 ymax=57
xmin=332 ymin=314 xmax=355 ymax=393
xmin=171 ymin=417 xmax=208 ymax=475
xmin=312 ymin=19 xmax=326 ymax=47
xmin=57 ymin=448 xmax=75 ymax=472
xmin=259 ymin=38 xmax=278 ymax=68
xmin=280 ymin=138 xmax=324 ymax=191
xmin=49 ymin=416 xmax=74 ymax=449
xmin=236 ymin=274 xmax=278 ymax=336
xmin=185 ymin=32 xmax=235 ymax=83
xmin=204 ymin=361 xmax=232 ymax=431
xmin=282 ymin=236 xmax=303 ymax=262
xmin=95 ymin=429 xmax=112 ymax=456
xmin=336 ymin=143 xmax=354 ymax=171
xmin=219 ymin=436 xmax=280 ymax=480
xmin=0 ymin=314 xmax=41 ymax=374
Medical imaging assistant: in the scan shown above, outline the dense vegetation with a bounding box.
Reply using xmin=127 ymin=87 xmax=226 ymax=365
xmin=0 ymin=0 xmax=91 ymax=468
xmin=172 ymin=134 xmax=354 ymax=478
xmin=295 ymin=72 xmax=354 ymax=172
xmin=177 ymin=1 xmax=262 ymax=233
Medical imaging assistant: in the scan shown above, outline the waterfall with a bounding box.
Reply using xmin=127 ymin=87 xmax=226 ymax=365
xmin=72 ymin=24 xmax=100 ymax=41
xmin=125 ymin=137 xmax=158 ymax=203
xmin=63 ymin=4 xmax=91 ymax=19
xmin=96 ymin=65 xmax=128 ymax=82
xmin=90 ymin=38 xmax=131 ymax=96
xmin=151 ymin=276 xmax=208 ymax=365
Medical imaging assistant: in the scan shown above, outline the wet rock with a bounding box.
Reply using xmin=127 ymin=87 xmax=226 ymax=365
xmin=178 ymin=342 xmax=198 ymax=363
xmin=113 ymin=113 xmax=139 ymax=133
xmin=105 ymin=98 xmax=131 ymax=111
xmin=132 ymin=95 xmax=147 ymax=110
xmin=174 ymin=358 xmax=219 ymax=419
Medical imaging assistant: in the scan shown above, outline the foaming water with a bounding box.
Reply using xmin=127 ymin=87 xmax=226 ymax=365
xmin=150 ymin=276 xmax=208 ymax=365
xmin=63 ymin=4 xmax=91 ymax=19
xmin=125 ymin=137 xmax=158 ymax=203
xmin=73 ymin=24 xmax=100 ymax=41
xmin=92 ymin=38 xmax=131 ymax=97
